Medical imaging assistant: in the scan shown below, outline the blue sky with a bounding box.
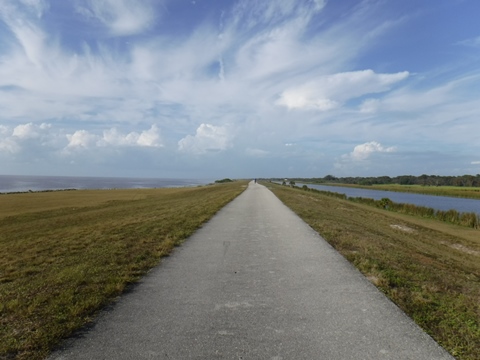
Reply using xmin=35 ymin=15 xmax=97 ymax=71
xmin=0 ymin=0 xmax=479 ymax=179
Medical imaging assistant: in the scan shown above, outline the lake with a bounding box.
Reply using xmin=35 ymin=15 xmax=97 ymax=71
xmin=0 ymin=175 xmax=213 ymax=193
xmin=300 ymin=183 xmax=480 ymax=216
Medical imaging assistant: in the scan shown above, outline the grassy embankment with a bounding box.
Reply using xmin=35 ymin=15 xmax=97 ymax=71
xmin=266 ymin=182 xmax=479 ymax=360
xmin=0 ymin=181 xmax=247 ymax=360
xmin=320 ymin=183 xmax=480 ymax=200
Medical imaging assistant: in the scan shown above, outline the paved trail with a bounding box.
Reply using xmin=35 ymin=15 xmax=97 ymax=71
xmin=50 ymin=182 xmax=453 ymax=359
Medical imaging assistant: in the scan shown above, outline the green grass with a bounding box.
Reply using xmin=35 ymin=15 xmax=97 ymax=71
xmin=322 ymin=183 xmax=480 ymax=199
xmin=0 ymin=182 xmax=247 ymax=360
xmin=266 ymin=182 xmax=480 ymax=360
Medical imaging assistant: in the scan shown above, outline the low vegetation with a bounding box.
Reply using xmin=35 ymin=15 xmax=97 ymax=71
xmin=336 ymin=183 xmax=480 ymax=200
xmin=296 ymin=185 xmax=479 ymax=229
xmin=266 ymin=182 xmax=480 ymax=360
xmin=0 ymin=181 xmax=247 ymax=360
xmin=350 ymin=196 xmax=479 ymax=229
xmin=214 ymin=178 xmax=234 ymax=183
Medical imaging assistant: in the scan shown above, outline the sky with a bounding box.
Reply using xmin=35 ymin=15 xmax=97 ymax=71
xmin=0 ymin=0 xmax=479 ymax=179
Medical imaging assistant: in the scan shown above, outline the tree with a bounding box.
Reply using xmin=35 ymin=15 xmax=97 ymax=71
xmin=324 ymin=175 xmax=337 ymax=181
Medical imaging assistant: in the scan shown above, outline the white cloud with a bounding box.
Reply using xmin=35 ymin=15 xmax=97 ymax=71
xmin=0 ymin=122 xmax=58 ymax=154
xmin=178 ymin=124 xmax=232 ymax=154
xmin=471 ymin=161 xmax=480 ymax=165
xmin=276 ymin=70 xmax=409 ymax=111
xmin=277 ymin=90 xmax=338 ymax=111
xmin=77 ymin=0 xmax=156 ymax=36
xmin=66 ymin=130 xmax=99 ymax=149
xmin=12 ymin=122 xmax=50 ymax=139
xmin=136 ymin=125 xmax=163 ymax=147
xmin=101 ymin=125 xmax=163 ymax=148
xmin=0 ymin=126 xmax=20 ymax=153
xmin=0 ymin=122 xmax=164 ymax=160
xmin=346 ymin=141 xmax=396 ymax=161
xmin=333 ymin=141 xmax=398 ymax=174
xmin=67 ymin=125 xmax=164 ymax=150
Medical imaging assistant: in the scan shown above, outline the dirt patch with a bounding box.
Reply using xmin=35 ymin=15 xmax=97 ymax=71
xmin=449 ymin=244 xmax=480 ymax=256
xmin=390 ymin=224 xmax=416 ymax=233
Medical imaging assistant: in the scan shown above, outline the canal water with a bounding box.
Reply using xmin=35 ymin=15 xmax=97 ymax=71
xmin=300 ymin=184 xmax=480 ymax=216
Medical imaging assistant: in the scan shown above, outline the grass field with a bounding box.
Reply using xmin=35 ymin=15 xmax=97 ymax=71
xmin=266 ymin=183 xmax=480 ymax=360
xmin=0 ymin=181 xmax=247 ymax=360
xmin=322 ymin=183 xmax=480 ymax=200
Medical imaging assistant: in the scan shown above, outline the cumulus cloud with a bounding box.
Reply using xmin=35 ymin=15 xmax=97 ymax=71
xmin=12 ymin=122 xmax=50 ymax=139
xmin=178 ymin=124 xmax=232 ymax=154
xmin=0 ymin=123 xmax=164 ymax=158
xmin=345 ymin=141 xmax=396 ymax=161
xmin=333 ymin=141 xmax=398 ymax=173
xmin=276 ymin=70 xmax=409 ymax=111
xmin=66 ymin=130 xmax=98 ymax=149
xmin=135 ymin=125 xmax=163 ymax=147
xmin=101 ymin=125 xmax=163 ymax=147
xmin=0 ymin=122 xmax=56 ymax=154
xmin=67 ymin=125 xmax=163 ymax=149
xmin=0 ymin=126 xmax=20 ymax=153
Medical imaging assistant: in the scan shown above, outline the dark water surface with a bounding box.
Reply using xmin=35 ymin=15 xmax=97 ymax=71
xmin=300 ymin=183 xmax=480 ymax=216
xmin=0 ymin=175 xmax=212 ymax=193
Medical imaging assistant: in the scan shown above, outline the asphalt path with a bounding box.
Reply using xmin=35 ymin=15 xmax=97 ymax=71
xmin=50 ymin=182 xmax=453 ymax=359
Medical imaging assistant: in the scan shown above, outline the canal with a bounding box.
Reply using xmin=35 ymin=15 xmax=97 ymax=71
xmin=299 ymin=184 xmax=480 ymax=216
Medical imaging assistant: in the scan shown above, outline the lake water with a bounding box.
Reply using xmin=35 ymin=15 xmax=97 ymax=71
xmin=300 ymin=183 xmax=480 ymax=216
xmin=0 ymin=175 xmax=213 ymax=193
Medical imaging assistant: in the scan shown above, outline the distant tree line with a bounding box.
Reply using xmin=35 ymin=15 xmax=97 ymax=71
xmin=275 ymin=174 xmax=480 ymax=187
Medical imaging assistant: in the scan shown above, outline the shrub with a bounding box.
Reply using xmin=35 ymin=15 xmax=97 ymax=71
xmin=215 ymin=178 xmax=233 ymax=183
